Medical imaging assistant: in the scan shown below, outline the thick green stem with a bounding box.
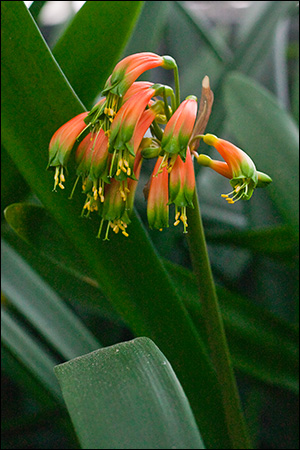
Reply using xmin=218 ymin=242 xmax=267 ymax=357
xmin=173 ymin=65 xmax=180 ymax=109
xmin=187 ymin=187 xmax=252 ymax=449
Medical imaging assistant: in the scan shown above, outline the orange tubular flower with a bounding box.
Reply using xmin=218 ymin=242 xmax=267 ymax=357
xmin=147 ymin=157 xmax=169 ymax=231
xmin=48 ymin=112 xmax=88 ymax=190
xmin=108 ymin=86 xmax=159 ymax=180
xmin=102 ymin=52 xmax=176 ymax=97
xmin=169 ymin=148 xmax=195 ymax=233
xmin=160 ymin=95 xmax=198 ymax=171
xmin=122 ymin=81 xmax=154 ymax=103
xmin=197 ymin=134 xmax=272 ymax=203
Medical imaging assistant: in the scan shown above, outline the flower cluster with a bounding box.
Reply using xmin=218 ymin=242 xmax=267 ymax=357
xmin=48 ymin=52 xmax=272 ymax=239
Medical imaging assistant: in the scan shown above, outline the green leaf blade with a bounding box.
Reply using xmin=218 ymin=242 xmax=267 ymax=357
xmin=223 ymin=71 xmax=299 ymax=234
xmin=55 ymin=337 xmax=205 ymax=449
xmin=53 ymin=1 xmax=144 ymax=106
xmin=2 ymin=240 xmax=101 ymax=361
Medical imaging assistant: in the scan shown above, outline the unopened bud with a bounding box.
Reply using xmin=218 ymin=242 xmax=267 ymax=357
xmin=161 ymin=55 xmax=177 ymax=69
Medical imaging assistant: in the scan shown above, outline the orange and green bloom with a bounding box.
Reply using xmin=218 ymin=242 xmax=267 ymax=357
xmin=160 ymin=95 xmax=198 ymax=171
xmin=102 ymin=52 xmax=176 ymax=97
xmin=169 ymin=148 xmax=195 ymax=233
xmin=196 ymin=134 xmax=272 ymax=203
xmin=47 ymin=52 xmax=272 ymax=239
xmin=48 ymin=112 xmax=88 ymax=190
xmin=147 ymin=157 xmax=169 ymax=231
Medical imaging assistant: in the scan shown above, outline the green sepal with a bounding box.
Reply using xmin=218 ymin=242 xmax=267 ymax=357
xmin=257 ymin=171 xmax=273 ymax=188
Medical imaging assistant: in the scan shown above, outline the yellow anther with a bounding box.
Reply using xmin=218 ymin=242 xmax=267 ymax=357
xmin=58 ymin=182 xmax=65 ymax=190
xmin=109 ymin=117 xmax=113 ymax=123
xmin=116 ymin=168 xmax=121 ymax=176
xmin=105 ymin=129 xmax=111 ymax=137
xmin=235 ymin=185 xmax=241 ymax=193
xmin=122 ymin=231 xmax=129 ymax=237
xmin=121 ymin=166 xmax=127 ymax=173
xmin=174 ymin=220 xmax=180 ymax=226
xmin=221 ymin=194 xmax=228 ymax=198
xmin=100 ymin=195 xmax=105 ymax=202
xmin=53 ymin=167 xmax=60 ymax=190
xmin=118 ymin=159 xmax=123 ymax=167
xmin=124 ymin=159 xmax=129 ymax=168
xmin=175 ymin=211 xmax=180 ymax=221
xmin=93 ymin=190 xmax=98 ymax=200
xmin=113 ymin=225 xmax=119 ymax=234
xmin=126 ymin=168 xmax=131 ymax=176
xmin=125 ymin=187 xmax=130 ymax=193
xmin=60 ymin=172 xmax=65 ymax=183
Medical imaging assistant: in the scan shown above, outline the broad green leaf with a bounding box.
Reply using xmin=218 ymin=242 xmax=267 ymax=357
xmin=1 ymin=146 xmax=30 ymax=214
xmin=223 ymin=71 xmax=299 ymax=234
xmin=206 ymin=1 xmax=297 ymax=133
xmin=1 ymin=239 xmax=101 ymax=361
xmin=29 ymin=0 xmax=47 ymax=21
xmin=174 ymin=1 xmax=233 ymax=63
xmin=5 ymin=202 xmax=299 ymax=393
xmin=164 ymin=259 xmax=299 ymax=394
xmin=205 ymin=225 xmax=299 ymax=261
xmin=55 ymin=337 xmax=205 ymax=449
xmin=1 ymin=344 xmax=59 ymax=417
xmin=52 ymin=1 xmax=144 ymax=106
xmin=1 ymin=4 xmax=232 ymax=446
xmin=1 ymin=308 xmax=62 ymax=402
xmin=232 ymin=1 xmax=296 ymax=74
xmin=124 ymin=1 xmax=170 ymax=55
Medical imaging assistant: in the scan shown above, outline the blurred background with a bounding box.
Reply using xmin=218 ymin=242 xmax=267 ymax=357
xmin=2 ymin=1 xmax=299 ymax=449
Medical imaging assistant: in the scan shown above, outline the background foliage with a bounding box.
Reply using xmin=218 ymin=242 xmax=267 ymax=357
xmin=1 ymin=1 xmax=299 ymax=449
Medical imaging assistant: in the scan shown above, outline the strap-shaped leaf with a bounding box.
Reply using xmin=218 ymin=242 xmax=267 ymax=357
xmin=5 ymin=203 xmax=299 ymax=393
xmin=223 ymin=71 xmax=299 ymax=234
xmin=2 ymin=240 xmax=101 ymax=361
xmin=1 ymin=308 xmax=62 ymax=402
xmin=53 ymin=1 xmax=144 ymax=106
xmin=55 ymin=337 xmax=205 ymax=449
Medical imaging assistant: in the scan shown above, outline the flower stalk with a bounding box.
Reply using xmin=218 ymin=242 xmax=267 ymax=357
xmin=187 ymin=79 xmax=252 ymax=448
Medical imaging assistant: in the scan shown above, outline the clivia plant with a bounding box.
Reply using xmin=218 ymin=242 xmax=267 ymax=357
xmin=2 ymin=2 xmax=298 ymax=450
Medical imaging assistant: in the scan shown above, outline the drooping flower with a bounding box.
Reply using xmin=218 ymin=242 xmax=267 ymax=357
xmin=196 ymin=134 xmax=272 ymax=203
xmin=99 ymin=177 xmax=131 ymax=240
xmin=48 ymin=112 xmax=88 ymax=190
xmin=102 ymin=52 xmax=177 ymax=97
xmin=108 ymin=85 xmax=159 ymax=180
xmin=160 ymin=95 xmax=198 ymax=171
xmin=122 ymin=81 xmax=154 ymax=103
xmin=146 ymin=157 xmax=169 ymax=230
xmin=169 ymin=148 xmax=195 ymax=233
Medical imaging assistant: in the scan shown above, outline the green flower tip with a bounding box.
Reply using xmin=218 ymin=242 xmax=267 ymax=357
xmin=257 ymin=171 xmax=272 ymax=188
xmin=197 ymin=154 xmax=212 ymax=167
xmin=161 ymin=55 xmax=177 ymax=69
